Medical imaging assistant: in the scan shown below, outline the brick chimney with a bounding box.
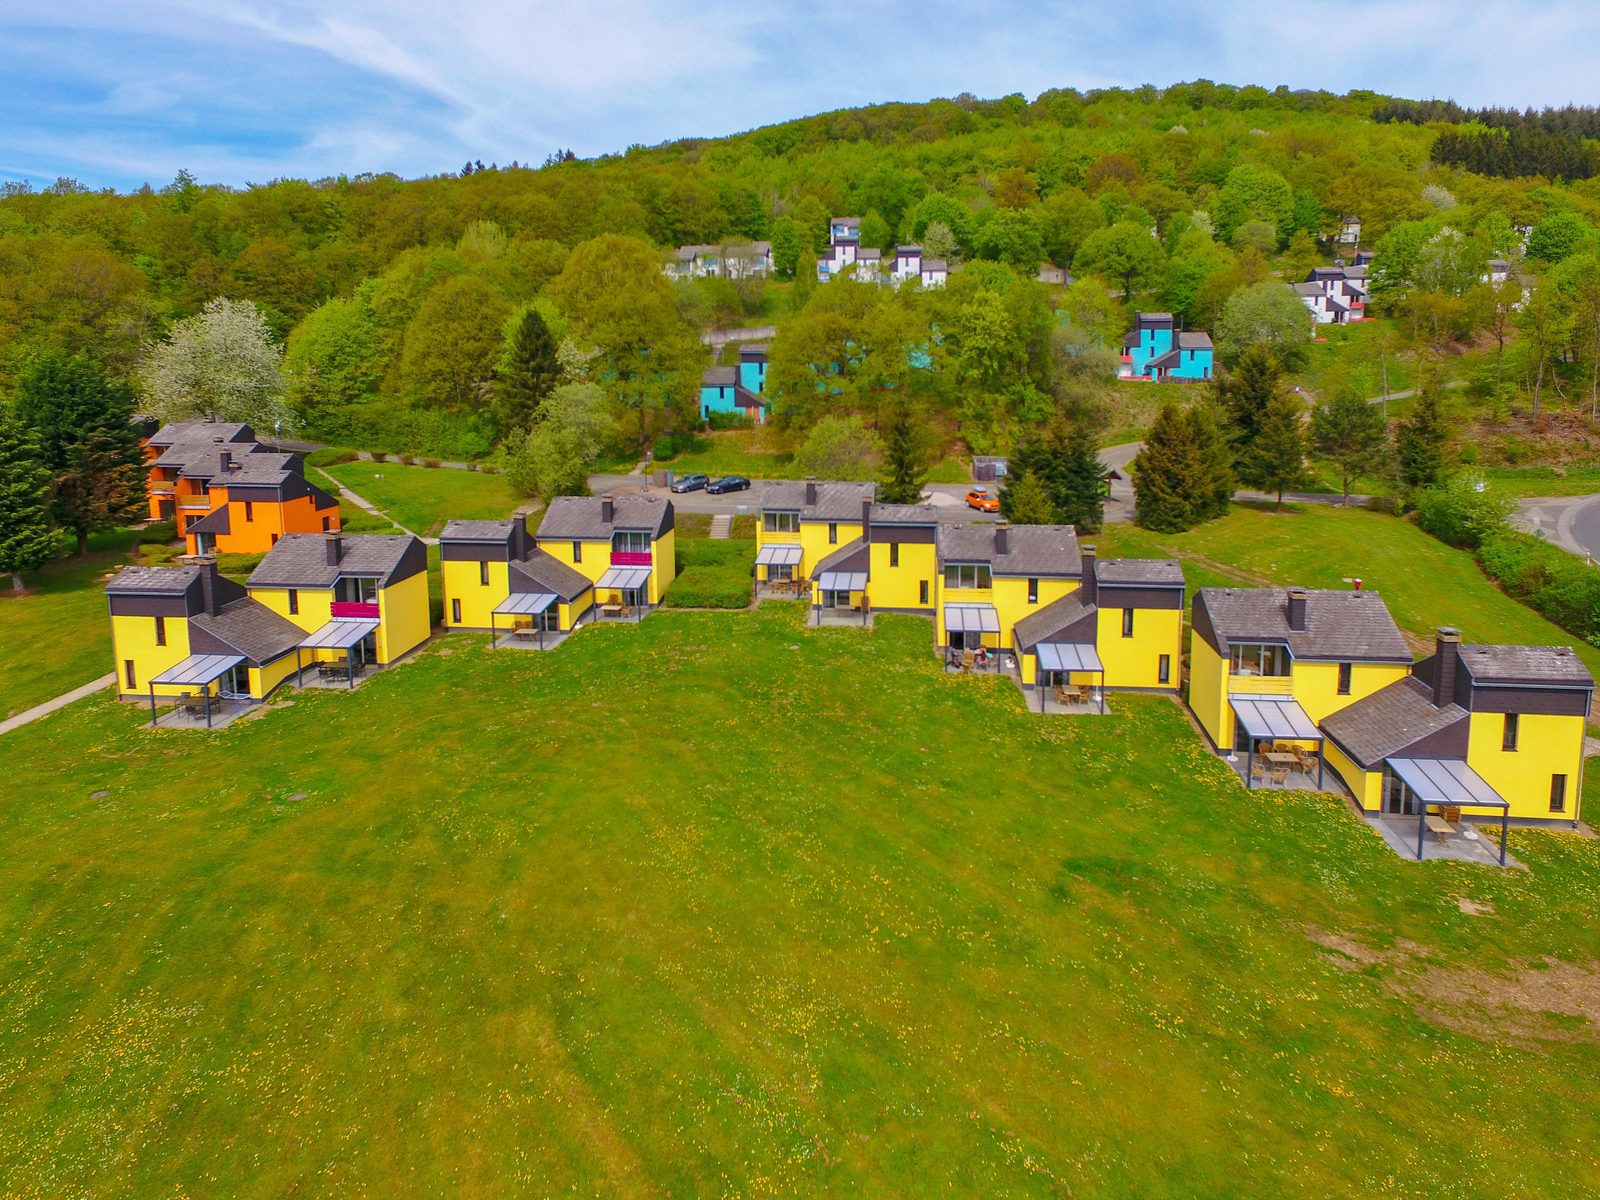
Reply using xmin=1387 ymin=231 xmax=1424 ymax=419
xmin=325 ymin=533 xmax=344 ymax=566
xmin=600 ymin=494 xmax=615 ymax=525
xmin=1081 ymin=543 xmax=1097 ymax=606
xmin=805 ymin=476 xmax=818 ymax=507
xmin=861 ymin=497 xmax=872 ymax=543
xmin=1286 ymin=588 xmax=1309 ymax=633
xmin=1433 ymin=627 xmax=1461 ymax=708
xmin=994 ymin=520 xmax=1009 ymax=556
xmin=219 ymin=450 xmax=232 ymax=470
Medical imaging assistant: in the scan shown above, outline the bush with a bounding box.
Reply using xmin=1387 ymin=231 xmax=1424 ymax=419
xmin=338 ymin=508 xmax=397 ymax=534
xmin=370 ymin=451 xmax=388 ymax=463
xmin=215 ymin=551 xmax=268 ymax=581
xmin=1478 ymin=533 xmax=1600 ymax=645
xmin=662 ymin=566 xmax=753 ymax=609
xmin=422 ymin=458 xmax=441 ymax=469
xmin=140 ymin=543 xmax=183 ymax=565
xmin=136 ymin=520 xmax=178 ymax=546
xmin=398 ymin=454 xmax=415 ymax=465
xmin=1413 ymin=477 xmax=1514 ymax=550
xmin=306 ymin=447 xmax=359 ymax=467
xmin=706 ymin=410 xmax=751 ymax=431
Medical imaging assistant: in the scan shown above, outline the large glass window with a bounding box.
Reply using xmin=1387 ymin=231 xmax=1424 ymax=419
xmin=1229 ymin=643 xmax=1291 ymax=677
xmin=612 ymin=530 xmax=650 ymax=554
xmin=763 ymin=511 xmax=799 ymax=534
xmin=942 ymin=563 xmax=992 ymax=590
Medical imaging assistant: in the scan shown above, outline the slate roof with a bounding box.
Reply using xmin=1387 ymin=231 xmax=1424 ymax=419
xmin=1293 ymin=282 xmax=1325 ymax=297
xmin=937 ymin=523 xmax=1081 ymax=578
xmin=248 ymin=533 xmax=424 ymax=588
xmin=702 ymin=367 xmax=737 ymax=387
xmin=922 ymin=259 xmax=948 ymax=272
xmin=1013 ymin=590 xmax=1098 ymax=652
xmin=154 ymin=442 xmax=270 ymax=478
xmin=1319 ymin=676 xmax=1468 ymax=769
xmin=1177 ymin=332 xmax=1213 ymax=349
xmin=510 ymin=549 xmax=593 ymax=601
xmin=189 ymin=598 xmax=306 ymax=665
xmin=212 ymin=453 xmax=301 ymax=485
xmin=811 ymin=539 xmax=870 ymax=577
xmin=1459 ymin=644 xmax=1593 ymax=688
xmin=146 ymin=420 xmax=255 ymax=448
xmin=537 ymin=495 xmax=673 ymax=539
xmin=440 ymin=520 xmax=515 ymax=542
xmin=1096 ymin=558 xmax=1185 ymax=587
xmin=760 ymin=481 xmax=876 ymax=522
xmin=1194 ymin=587 xmax=1411 ymax=662
xmin=106 ymin=565 xmax=203 ymax=594
xmin=1137 ymin=312 xmax=1175 ymax=323
xmin=185 ymin=505 xmax=232 ymax=535
xmin=869 ymin=502 xmax=939 ymax=525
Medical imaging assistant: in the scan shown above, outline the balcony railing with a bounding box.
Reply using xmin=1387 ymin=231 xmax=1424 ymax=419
xmin=331 ymin=601 xmax=380 ymax=619
xmin=610 ymin=550 xmax=652 ymax=566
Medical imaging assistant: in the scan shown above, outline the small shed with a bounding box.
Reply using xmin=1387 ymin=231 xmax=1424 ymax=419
xmin=972 ymin=456 xmax=1009 ymax=483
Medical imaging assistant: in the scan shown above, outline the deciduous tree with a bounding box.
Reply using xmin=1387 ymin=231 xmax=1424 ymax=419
xmin=137 ymin=298 xmax=293 ymax=431
xmin=1312 ymin=389 xmax=1388 ymax=505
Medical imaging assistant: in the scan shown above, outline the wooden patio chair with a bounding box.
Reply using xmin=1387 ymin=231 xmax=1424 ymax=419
xmin=1250 ymin=760 xmax=1269 ymax=785
xmin=962 ymin=649 xmax=975 ymax=671
xmin=1269 ymin=766 xmax=1291 ymax=788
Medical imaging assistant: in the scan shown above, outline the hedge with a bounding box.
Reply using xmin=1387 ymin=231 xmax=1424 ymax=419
xmin=662 ymin=566 xmax=752 ymax=609
xmin=1477 ymin=532 xmax=1600 ymax=646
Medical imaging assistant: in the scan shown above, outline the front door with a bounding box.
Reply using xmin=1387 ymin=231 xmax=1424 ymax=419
xmin=1382 ymin=770 xmax=1419 ymax=815
xmin=220 ymin=662 xmax=249 ymax=699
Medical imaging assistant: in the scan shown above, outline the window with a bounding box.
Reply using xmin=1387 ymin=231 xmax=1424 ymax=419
xmin=763 ymin=511 xmax=799 ymax=534
xmin=244 ymin=501 xmax=254 ymax=522
xmin=828 ymin=522 xmax=838 ymax=545
xmin=1229 ymin=643 xmax=1291 ymax=677
xmin=270 ymin=533 xmax=279 ymax=546
xmin=287 ymin=589 xmax=298 ymax=615
xmin=1158 ymin=654 xmax=1172 ymax=684
xmin=123 ymin=659 xmax=137 ymax=689
xmin=1551 ymin=773 xmax=1568 ymax=813
xmin=1502 ymin=713 xmax=1519 ymax=752
xmin=1027 ymin=577 xmax=1038 ymax=604
xmin=919 ymin=580 xmax=929 ymax=605
xmin=1337 ymin=662 xmax=1353 ymax=695
xmin=889 ymin=543 xmax=900 ymax=568
xmin=154 ymin=616 xmax=166 ymax=646
xmin=451 ymin=598 xmax=462 ymax=624
xmin=612 ymin=530 xmax=650 ymax=554
xmin=942 ymin=563 xmax=992 ymax=590
xmin=572 ymin=541 xmax=582 ymax=563
xmin=479 ymin=562 xmax=490 ymax=586
xmin=322 ymin=516 xmax=332 ymax=532
xmin=1121 ymin=609 xmax=1135 ymax=638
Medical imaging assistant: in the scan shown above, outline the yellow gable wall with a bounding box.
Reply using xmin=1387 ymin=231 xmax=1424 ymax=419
xmin=1189 ymin=637 xmax=1231 ymax=748
xmin=1095 ymin=605 xmax=1182 ymax=690
xmin=799 ymin=520 xmax=862 ymax=578
xmin=441 ymin=559 xmax=510 ymax=629
xmin=377 ymin=571 xmax=431 ymax=664
xmin=248 ymin=652 xmax=300 ymax=700
xmin=110 ymin=613 xmax=192 ymax=698
xmin=936 ymin=575 xmax=1078 ymax=649
xmin=250 ymin=585 xmax=333 ymax=635
xmin=867 ymin=541 xmax=936 ymax=611
xmin=1324 ymin=740 xmax=1384 ymax=811
xmin=538 ymin=531 xmax=674 ymax=604
xmin=1291 ymin=660 xmax=1409 ymax=724
xmin=1468 ymin=712 xmax=1586 ymax=821
xmin=651 ymin=528 xmax=676 ymax=603
xmin=539 ymin=538 xmax=606 ymax=587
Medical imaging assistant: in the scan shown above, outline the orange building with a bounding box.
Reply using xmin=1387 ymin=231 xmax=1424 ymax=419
xmin=142 ymin=420 xmax=340 ymax=555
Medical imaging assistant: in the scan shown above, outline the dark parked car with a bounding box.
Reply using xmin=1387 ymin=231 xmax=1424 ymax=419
xmin=706 ymin=476 xmax=751 ymax=495
xmin=669 ymin=473 xmax=710 ymax=493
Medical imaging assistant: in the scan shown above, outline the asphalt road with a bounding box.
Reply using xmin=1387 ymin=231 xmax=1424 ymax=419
xmin=1516 ymin=493 xmax=1600 ymax=560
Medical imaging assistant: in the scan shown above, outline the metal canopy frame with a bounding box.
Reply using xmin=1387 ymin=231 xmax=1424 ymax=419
xmin=1034 ymin=643 xmax=1105 ymax=714
xmin=944 ymin=603 xmax=1000 ymax=634
xmin=148 ymin=653 xmax=246 ymax=729
xmin=1230 ymin=694 xmax=1325 ymax=790
xmin=295 ymin=618 xmax=379 ymax=689
xmin=491 ymin=591 xmax=559 ymax=650
xmin=755 ymin=543 xmax=803 ymax=566
xmin=1388 ymin=757 xmax=1511 ymax=865
xmin=596 ymin=565 xmax=652 ymax=591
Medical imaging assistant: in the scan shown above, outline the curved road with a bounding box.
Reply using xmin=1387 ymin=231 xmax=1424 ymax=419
xmin=1516 ymin=493 xmax=1600 ymax=560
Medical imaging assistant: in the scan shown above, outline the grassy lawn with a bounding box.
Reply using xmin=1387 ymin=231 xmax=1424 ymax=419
xmin=320 ymin=461 xmax=521 ymax=537
xmin=1482 ymin=466 xmax=1600 ymax=498
xmin=4 ymin=605 xmax=1600 ymax=1195
xmin=1100 ymin=503 xmax=1600 ymax=678
xmin=665 ymin=428 xmax=967 ymax=484
xmin=0 ymin=529 xmax=159 ymax=719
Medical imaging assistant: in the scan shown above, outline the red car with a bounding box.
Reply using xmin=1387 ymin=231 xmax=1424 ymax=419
xmin=966 ymin=489 xmax=1000 ymax=513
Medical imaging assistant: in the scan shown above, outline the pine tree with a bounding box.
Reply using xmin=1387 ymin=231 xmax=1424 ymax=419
xmin=879 ymin=399 xmax=926 ymax=504
xmin=1187 ymin=404 xmax=1236 ymax=520
xmin=1215 ymin=344 xmax=1281 ymax=473
xmin=1053 ymin=423 xmax=1108 ymax=534
xmin=1003 ymin=470 xmax=1057 ymax=524
xmin=13 ymin=354 xmax=146 ymax=555
xmin=1000 ymin=437 xmax=1050 ymax=522
xmin=1312 ymin=389 xmax=1388 ymax=505
xmin=1396 ymin=390 xmax=1452 ymax=490
xmin=1132 ymin=403 xmax=1207 ymax=532
xmin=1243 ymin=392 xmax=1309 ymax=509
xmin=493 ymin=307 xmax=562 ymax=436
xmin=0 ymin=412 xmax=57 ymax=593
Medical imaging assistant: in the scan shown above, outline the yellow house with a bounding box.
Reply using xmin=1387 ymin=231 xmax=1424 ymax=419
xmin=806 ymin=500 xmax=940 ymax=623
xmin=1321 ymin=630 xmax=1593 ymax=854
xmin=1189 ymin=586 xmax=1413 ymax=772
xmin=440 ymin=517 xmax=595 ymax=646
xmin=246 ymin=532 xmax=431 ymax=686
xmin=756 ymin=479 xmax=875 ymax=593
xmin=934 ymin=521 xmax=1081 ymax=655
xmin=106 ymin=561 xmax=306 ymax=728
xmin=1011 ymin=547 xmax=1186 ymax=707
xmin=535 ymin=494 xmax=676 ymax=616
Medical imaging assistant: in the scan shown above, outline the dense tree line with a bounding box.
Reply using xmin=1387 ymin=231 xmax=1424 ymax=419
xmin=1430 ymin=128 xmax=1596 ymax=182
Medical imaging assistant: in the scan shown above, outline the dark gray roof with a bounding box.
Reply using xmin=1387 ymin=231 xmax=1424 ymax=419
xmin=248 ymin=533 xmax=425 ymax=588
xmin=869 ymin=502 xmax=939 ymax=525
xmin=146 ymin=420 xmax=255 ymax=448
xmin=154 ymin=441 xmax=272 ymax=478
xmin=510 ymin=549 xmax=592 ymax=602
xmin=440 ymin=519 xmax=515 ymax=542
xmin=937 ymin=523 xmax=1081 ymax=577
xmin=185 ymin=505 xmax=232 ymax=535
xmin=1194 ymin=587 xmax=1411 ymax=662
xmin=189 ymin=598 xmax=306 ymax=665
xmin=537 ymin=496 xmax=673 ymax=540
xmin=1177 ymin=332 xmax=1212 ymax=349
xmin=1013 ymin=590 xmax=1098 ymax=652
xmin=1137 ymin=312 xmax=1174 ymax=322
xmin=106 ymin=565 xmax=202 ymax=594
xmin=760 ymin=481 xmax=876 ymax=522
xmin=1096 ymin=558 xmax=1184 ymax=587
xmin=1459 ymin=644 xmax=1593 ymax=688
xmin=923 ymin=259 xmax=948 ymax=272
xmin=702 ymin=367 xmax=737 ymax=387
xmin=811 ymin=539 xmax=869 ymax=577
xmin=213 ymin=453 xmax=300 ymax=485
xmin=1320 ymin=676 xmax=1468 ymax=769
xmin=1292 ymin=282 xmax=1325 ymax=297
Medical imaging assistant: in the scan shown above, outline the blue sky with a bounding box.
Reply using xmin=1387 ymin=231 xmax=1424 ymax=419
xmin=3 ymin=0 xmax=1597 ymax=191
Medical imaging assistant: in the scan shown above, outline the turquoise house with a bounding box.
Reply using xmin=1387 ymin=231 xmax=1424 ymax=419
xmin=1119 ymin=312 xmax=1214 ymax=382
xmin=700 ymin=367 xmax=767 ymax=424
xmin=738 ymin=345 xmax=768 ymax=393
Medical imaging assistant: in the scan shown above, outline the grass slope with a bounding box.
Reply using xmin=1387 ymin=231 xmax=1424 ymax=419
xmin=321 ymin=461 xmax=521 ymax=537
xmin=3 ymin=606 xmax=1600 ymax=1196
xmin=1100 ymin=503 xmax=1600 ymax=679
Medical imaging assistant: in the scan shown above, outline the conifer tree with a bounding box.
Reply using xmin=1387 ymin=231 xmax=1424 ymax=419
xmin=493 ymin=306 xmax=561 ymax=436
xmin=1053 ymin=423 xmax=1108 ymax=534
xmin=1312 ymin=389 xmax=1388 ymax=505
xmin=1215 ymin=344 xmax=1281 ymax=470
xmin=879 ymin=399 xmax=927 ymax=504
xmin=1132 ymin=403 xmax=1206 ymax=532
xmin=0 ymin=412 xmax=56 ymax=593
xmin=1187 ymin=404 xmax=1236 ymax=520
xmin=1243 ymin=392 xmax=1309 ymax=508
xmin=1003 ymin=470 xmax=1057 ymax=525
xmin=1396 ymin=390 xmax=1452 ymax=490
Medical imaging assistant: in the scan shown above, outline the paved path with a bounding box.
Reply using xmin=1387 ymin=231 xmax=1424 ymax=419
xmin=1515 ymin=493 xmax=1600 ymax=561
xmin=709 ymin=514 xmax=732 ymax=539
xmin=306 ymin=466 xmax=426 ymax=542
xmin=1 ymin=673 xmax=115 ymax=736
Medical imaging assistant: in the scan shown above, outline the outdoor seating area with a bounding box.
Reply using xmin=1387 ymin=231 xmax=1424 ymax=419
xmin=1227 ymin=741 xmax=1333 ymax=792
xmin=296 ymin=658 xmax=372 ymax=689
xmin=810 ymin=604 xmax=871 ymax=628
xmin=945 ymin=646 xmax=1006 ymax=674
xmin=757 ymin=576 xmax=806 ymax=600
xmin=1362 ymin=812 xmax=1520 ymax=868
xmin=1039 ymin=682 xmax=1105 ymax=715
xmin=150 ymin=690 xmax=255 ymax=730
xmin=596 ymin=601 xmax=643 ymax=623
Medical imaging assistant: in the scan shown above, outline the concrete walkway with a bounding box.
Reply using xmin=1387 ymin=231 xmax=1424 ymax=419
xmin=0 ymin=673 xmax=115 ymax=736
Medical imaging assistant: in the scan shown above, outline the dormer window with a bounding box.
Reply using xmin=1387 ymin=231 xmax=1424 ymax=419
xmin=943 ymin=563 xmax=992 ymax=590
xmin=612 ymin=530 xmax=649 ymax=554
xmin=1229 ymin=643 xmax=1290 ymax=677
xmin=763 ymin=511 xmax=799 ymax=534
